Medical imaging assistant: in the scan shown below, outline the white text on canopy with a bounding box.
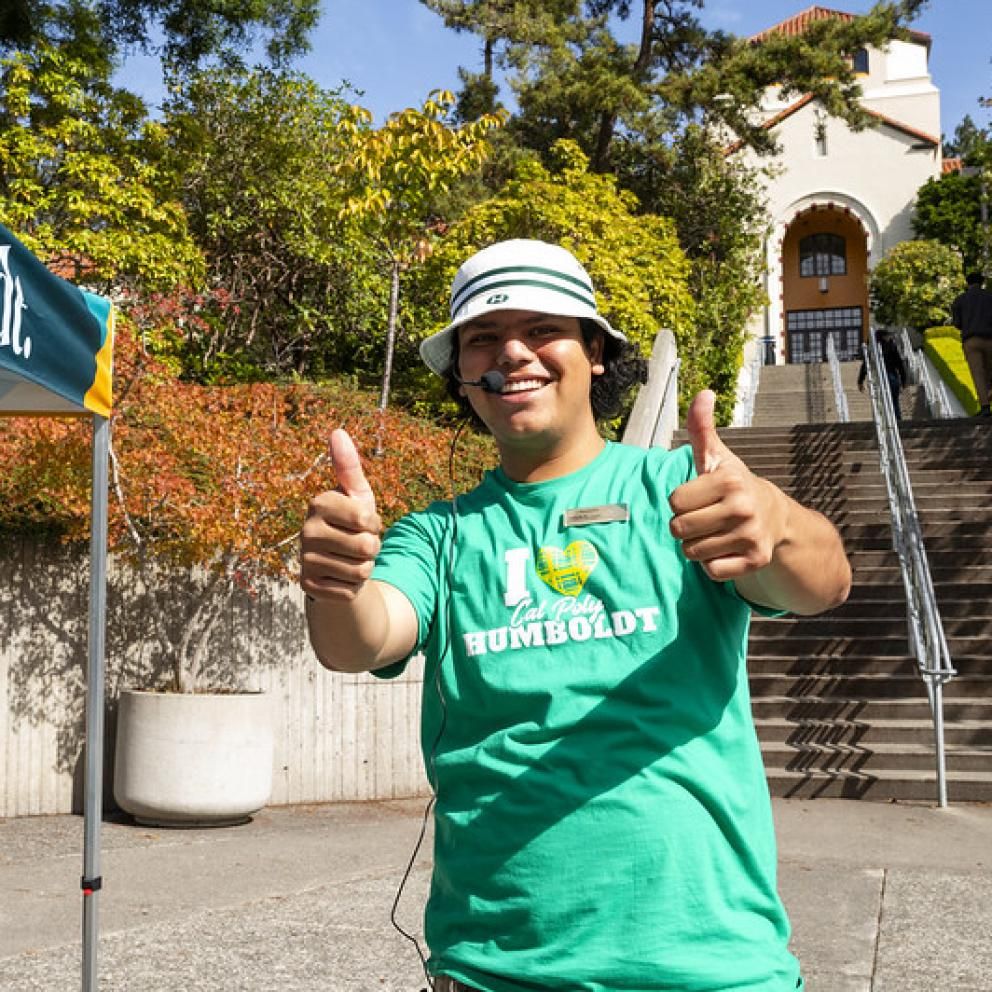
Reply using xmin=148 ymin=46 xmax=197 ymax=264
xmin=0 ymin=245 xmax=31 ymax=361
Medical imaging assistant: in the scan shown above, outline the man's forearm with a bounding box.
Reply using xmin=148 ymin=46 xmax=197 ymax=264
xmin=306 ymin=581 xmax=413 ymax=673
xmin=735 ymin=488 xmax=851 ymax=616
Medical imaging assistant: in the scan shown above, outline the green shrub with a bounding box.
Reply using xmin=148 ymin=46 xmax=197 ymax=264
xmin=923 ymin=325 xmax=962 ymax=342
xmin=869 ymin=240 xmax=965 ymax=331
xmin=405 ymin=140 xmax=697 ymax=415
xmin=923 ymin=325 xmax=979 ymax=414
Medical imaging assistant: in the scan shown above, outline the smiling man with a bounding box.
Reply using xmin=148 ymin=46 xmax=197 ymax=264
xmin=300 ymin=239 xmax=851 ymax=992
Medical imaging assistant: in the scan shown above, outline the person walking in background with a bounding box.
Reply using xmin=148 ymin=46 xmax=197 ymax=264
xmin=858 ymin=328 xmax=908 ymax=421
xmin=951 ymin=272 xmax=992 ymax=417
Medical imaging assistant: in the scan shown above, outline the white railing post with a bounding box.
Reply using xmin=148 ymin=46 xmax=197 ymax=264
xmin=624 ymin=328 xmax=680 ymax=449
xmin=732 ymin=341 xmax=763 ymax=428
xmin=825 ymin=334 xmax=850 ymax=422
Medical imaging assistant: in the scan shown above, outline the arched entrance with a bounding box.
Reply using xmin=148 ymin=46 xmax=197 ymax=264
xmin=781 ymin=204 xmax=870 ymax=363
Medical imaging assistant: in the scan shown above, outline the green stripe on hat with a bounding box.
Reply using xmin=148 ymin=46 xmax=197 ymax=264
xmin=451 ymin=264 xmax=594 ymax=315
xmin=454 ymin=278 xmax=598 ymax=316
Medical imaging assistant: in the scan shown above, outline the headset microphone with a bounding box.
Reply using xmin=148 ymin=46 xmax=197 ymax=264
xmin=457 ymin=370 xmax=506 ymax=393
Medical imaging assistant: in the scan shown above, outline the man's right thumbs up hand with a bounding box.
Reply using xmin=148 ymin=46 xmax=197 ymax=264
xmin=301 ymin=429 xmax=383 ymax=603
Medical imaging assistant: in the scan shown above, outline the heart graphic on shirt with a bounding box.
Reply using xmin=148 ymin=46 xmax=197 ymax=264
xmin=536 ymin=541 xmax=599 ymax=598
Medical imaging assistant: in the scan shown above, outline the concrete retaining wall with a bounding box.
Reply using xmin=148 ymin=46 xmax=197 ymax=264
xmin=0 ymin=540 xmax=429 ymax=818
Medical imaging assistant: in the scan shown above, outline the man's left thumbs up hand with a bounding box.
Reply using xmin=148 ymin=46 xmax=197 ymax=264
xmin=668 ymin=390 xmax=789 ymax=583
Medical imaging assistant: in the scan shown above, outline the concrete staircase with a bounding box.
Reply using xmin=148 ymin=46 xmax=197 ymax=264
xmin=750 ymin=361 xmax=925 ymax=426
xmin=677 ymin=362 xmax=992 ymax=801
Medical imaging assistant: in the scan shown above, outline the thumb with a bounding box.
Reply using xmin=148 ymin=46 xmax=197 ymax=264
xmin=329 ymin=429 xmax=376 ymax=510
xmin=686 ymin=390 xmax=728 ymax=475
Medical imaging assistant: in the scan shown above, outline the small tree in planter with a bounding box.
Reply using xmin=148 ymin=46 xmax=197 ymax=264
xmin=104 ymin=310 xmax=328 ymax=823
xmin=108 ymin=304 xmax=317 ymax=693
xmin=107 ymin=315 xmax=495 ymax=822
xmin=0 ymin=307 xmax=493 ymax=822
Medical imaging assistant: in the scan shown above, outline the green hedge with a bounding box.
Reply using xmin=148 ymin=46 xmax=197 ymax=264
xmin=923 ymin=325 xmax=979 ymax=415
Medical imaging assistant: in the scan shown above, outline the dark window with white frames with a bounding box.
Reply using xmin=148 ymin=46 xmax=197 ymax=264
xmin=799 ymin=233 xmax=847 ymax=277
xmin=787 ymin=307 xmax=863 ymax=363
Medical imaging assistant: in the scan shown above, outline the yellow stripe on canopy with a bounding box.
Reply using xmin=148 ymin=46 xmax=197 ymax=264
xmin=83 ymin=304 xmax=114 ymax=418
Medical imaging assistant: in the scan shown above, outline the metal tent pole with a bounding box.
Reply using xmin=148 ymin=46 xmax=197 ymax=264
xmin=82 ymin=414 xmax=110 ymax=992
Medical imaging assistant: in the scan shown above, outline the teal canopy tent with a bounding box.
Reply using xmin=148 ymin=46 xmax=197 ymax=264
xmin=0 ymin=222 xmax=114 ymax=992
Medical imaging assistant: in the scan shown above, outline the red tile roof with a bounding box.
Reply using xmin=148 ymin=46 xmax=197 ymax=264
xmin=749 ymin=5 xmax=930 ymax=48
xmin=942 ymin=157 xmax=963 ymax=174
xmin=863 ymin=106 xmax=938 ymax=147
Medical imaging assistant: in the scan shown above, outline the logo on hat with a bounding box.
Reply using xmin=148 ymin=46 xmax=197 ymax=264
xmin=485 ymin=292 xmax=509 ymax=305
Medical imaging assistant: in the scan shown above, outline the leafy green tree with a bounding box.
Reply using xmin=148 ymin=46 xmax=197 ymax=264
xmin=163 ymin=67 xmax=382 ymax=381
xmin=927 ymin=110 xmax=992 ymax=276
xmin=0 ymin=43 xmax=203 ymax=292
xmin=407 ymin=139 xmax=700 ymax=412
xmin=1 ymin=0 xmax=41 ymax=48
xmin=422 ymin=0 xmax=576 ymax=86
xmin=942 ymin=113 xmax=990 ymax=161
xmin=913 ymin=170 xmax=989 ymax=277
xmin=336 ymin=90 xmax=503 ymax=415
xmin=678 ymin=0 xmax=930 ymax=156
xmin=427 ymin=0 xmax=929 ymax=172
xmin=635 ymin=126 xmax=769 ymax=421
xmin=1 ymin=0 xmax=319 ymax=68
xmin=869 ymin=239 xmax=966 ymax=332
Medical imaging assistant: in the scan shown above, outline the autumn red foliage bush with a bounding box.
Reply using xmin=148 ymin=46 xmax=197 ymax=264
xmin=0 ymin=320 xmax=495 ymax=587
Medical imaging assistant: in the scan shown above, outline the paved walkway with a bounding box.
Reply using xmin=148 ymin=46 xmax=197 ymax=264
xmin=1 ymin=797 xmax=990 ymax=991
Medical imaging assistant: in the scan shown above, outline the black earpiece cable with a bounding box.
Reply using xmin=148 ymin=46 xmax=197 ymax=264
xmin=389 ymin=416 xmax=471 ymax=990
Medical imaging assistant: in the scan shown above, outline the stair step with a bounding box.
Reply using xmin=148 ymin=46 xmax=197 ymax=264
xmin=750 ymin=695 xmax=992 ymax=721
xmin=846 ymin=521 xmax=989 ymax=539
xmin=755 ymin=715 xmax=992 ymax=747
xmin=840 ymin=567 xmax=992 ymax=584
xmin=844 ymin=549 xmax=991 ymax=567
xmin=751 ymin=616 xmax=992 ymax=637
xmin=762 ymin=767 xmax=992 ymax=801
xmin=749 ymin=636 xmax=987 ymax=657
xmin=777 ymin=481 xmax=992 ymax=495
xmin=748 ymin=655 xmax=990 ymax=675
xmin=759 ymin=740 xmax=992 ymax=773
xmin=839 ymin=536 xmax=991 ymax=553
xmin=749 ymin=673 xmax=992 ymax=699
xmin=825 ymin=595 xmax=992 ymax=616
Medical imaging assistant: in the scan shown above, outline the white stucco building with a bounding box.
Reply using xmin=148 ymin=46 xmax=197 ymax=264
xmin=732 ymin=5 xmax=943 ymax=365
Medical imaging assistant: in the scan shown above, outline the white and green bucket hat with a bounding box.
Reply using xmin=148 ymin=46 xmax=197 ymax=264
xmin=419 ymin=238 xmax=626 ymax=375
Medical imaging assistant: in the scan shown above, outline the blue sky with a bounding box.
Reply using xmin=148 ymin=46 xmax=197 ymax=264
xmin=118 ymin=0 xmax=990 ymax=140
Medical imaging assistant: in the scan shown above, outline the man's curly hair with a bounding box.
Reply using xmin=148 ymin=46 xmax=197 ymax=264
xmin=441 ymin=318 xmax=648 ymax=434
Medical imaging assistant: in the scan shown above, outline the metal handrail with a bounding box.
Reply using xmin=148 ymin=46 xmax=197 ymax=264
xmin=825 ymin=334 xmax=850 ymax=422
xmin=862 ymin=333 xmax=956 ymax=806
xmin=894 ymin=326 xmax=955 ymax=419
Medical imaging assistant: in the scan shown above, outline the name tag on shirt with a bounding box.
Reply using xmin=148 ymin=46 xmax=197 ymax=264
xmin=562 ymin=504 xmax=630 ymax=527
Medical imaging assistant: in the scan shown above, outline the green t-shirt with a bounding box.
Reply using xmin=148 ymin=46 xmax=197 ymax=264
xmin=372 ymin=441 xmax=800 ymax=992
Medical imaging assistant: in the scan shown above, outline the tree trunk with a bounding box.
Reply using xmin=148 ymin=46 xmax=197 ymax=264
xmin=379 ymin=260 xmax=401 ymax=414
xmin=376 ymin=259 xmax=401 ymax=456
xmin=484 ymin=35 xmax=494 ymax=80
xmin=635 ymin=0 xmax=655 ymax=76
xmin=592 ymin=112 xmax=617 ymax=172
xmin=175 ymin=570 xmax=230 ymax=693
xmin=594 ymin=0 xmax=656 ymax=172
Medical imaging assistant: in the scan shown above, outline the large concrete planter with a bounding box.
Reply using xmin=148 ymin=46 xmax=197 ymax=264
xmin=114 ymin=689 xmax=273 ymax=827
